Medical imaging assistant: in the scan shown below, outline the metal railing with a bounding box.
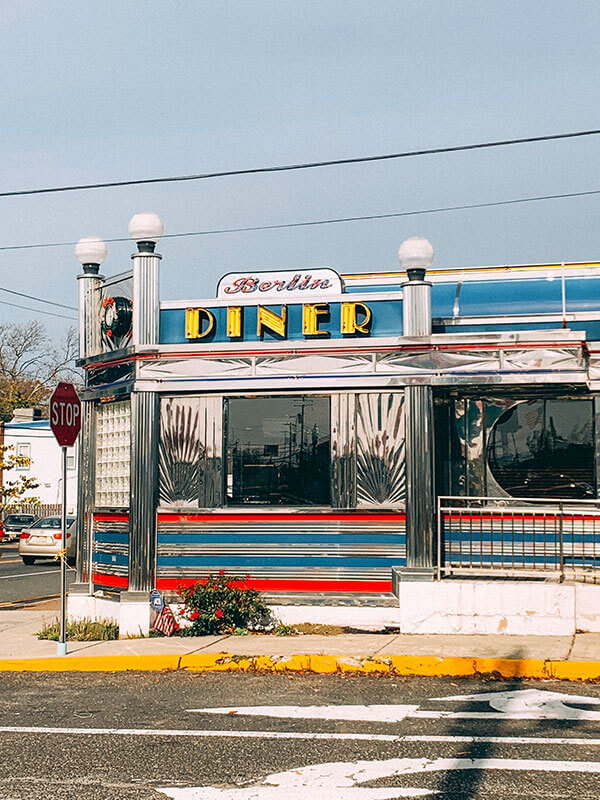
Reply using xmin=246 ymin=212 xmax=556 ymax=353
xmin=437 ymin=495 xmax=600 ymax=581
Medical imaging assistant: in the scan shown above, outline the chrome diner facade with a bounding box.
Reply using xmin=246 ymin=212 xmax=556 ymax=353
xmin=72 ymin=213 xmax=600 ymax=612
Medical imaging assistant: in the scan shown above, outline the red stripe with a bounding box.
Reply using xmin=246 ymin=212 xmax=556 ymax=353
xmin=94 ymin=513 xmax=129 ymax=522
xmin=445 ymin=512 xmax=600 ymax=523
xmin=92 ymin=572 xmax=128 ymax=588
xmin=156 ymin=578 xmax=392 ymax=592
xmin=157 ymin=513 xmax=405 ymax=524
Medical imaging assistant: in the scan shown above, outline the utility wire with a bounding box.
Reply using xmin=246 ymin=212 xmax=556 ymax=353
xmin=0 ymin=128 xmax=599 ymax=198
xmin=0 ymin=286 xmax=76 ymax=310
xmin=0 ymin=181 xmax=598 ymax=314
xmin=0 ymin=298 xmax=76 ymax=320
xmin=0 ymin=185 xmax=598 ymax=254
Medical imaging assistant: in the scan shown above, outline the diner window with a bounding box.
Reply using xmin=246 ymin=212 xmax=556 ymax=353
xmin=487 ymin=399 xmax=594 ymax=499
xmin=225 ymin=396 xmax=330 ymax=506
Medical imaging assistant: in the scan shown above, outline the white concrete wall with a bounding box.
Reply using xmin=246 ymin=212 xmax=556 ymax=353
xmin=68 ymin=580 xmax=600 ymax=637
xmin=3 ymin=421 xmax=77 ymax=512
xmin=68 ymin=593 xmax=150 ymax=637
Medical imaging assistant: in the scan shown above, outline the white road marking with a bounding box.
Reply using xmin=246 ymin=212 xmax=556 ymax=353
xmin=156 ymin=755 xmax=600 ymax=799
xmin=188 ymin=705 xmax=419 ymax=723
xmin=157 ymin=790 xmax=436 ymax=799
xmin=189 ymin=688 xmax=600 ymax=722
xmin=430 ymin=688 xmax=600 ymax=720
xmin=0 ymin=569 xmax=60 ymax=580
xmin=1 ymin=726 xmax=600 ymax=747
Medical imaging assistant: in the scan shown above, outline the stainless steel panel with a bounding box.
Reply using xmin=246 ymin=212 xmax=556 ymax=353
xmin=129 ymin=392 xmax=159 ymax=591
xmin=198 ymin=396 xmax=223 ymax=508
xmin=595 ymin=395 xmax=600 ymax=499
xmin=404 ymin=384 xmax=434 ymax=568
xmin=159 ymin=397 xmax=202 ymax=507
xmin=356 ymin=392 xmax=405 ymax=507
xmin=330 ymin=394 xmax=356 ymax=508
xmin=75 ymin=401 xmax=96 ymax=584
xmin=465 ymin=399 xmax=486 ymax=496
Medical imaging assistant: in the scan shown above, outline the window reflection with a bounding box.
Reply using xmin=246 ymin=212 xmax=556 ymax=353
xmin=487 ymin=399 xmax=594 ymax=499
xmin=225 ymin=396 xmax=330 ymax=505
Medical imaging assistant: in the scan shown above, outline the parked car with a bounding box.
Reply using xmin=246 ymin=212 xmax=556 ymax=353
xmin=18 ymin=516 xmax=76 ymax=565
xmin=3 ymin=513 xmax=37 ymax=541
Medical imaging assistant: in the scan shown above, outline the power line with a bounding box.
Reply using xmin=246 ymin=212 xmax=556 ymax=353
xmin=0 ymin=286 xmax=76 ymax=311
xmin=0 ymin=184 xmax=598 ymax=254
xmin=0 ymin=128 xmax=599 ymax=199
xmin=0 ymin=298 xmax=76 ymax=320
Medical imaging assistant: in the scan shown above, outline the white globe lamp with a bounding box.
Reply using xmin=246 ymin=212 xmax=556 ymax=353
xmin=75 ymin=236 xmax=107 ymax=274
xmin=398 ymin=236 xmax=434 ymax=281
xmin=128 ymin=212 xmax=164 ymax=252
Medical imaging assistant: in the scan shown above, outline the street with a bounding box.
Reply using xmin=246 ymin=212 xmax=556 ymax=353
xmin=0 ymin=672 xmax=599 ymax=799
xmin=0 ymin=542 xmax=76 ymax=606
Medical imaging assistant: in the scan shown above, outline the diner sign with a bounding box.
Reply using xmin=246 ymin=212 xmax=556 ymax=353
xmin=217 ymin=268 xmax=343 ymax=300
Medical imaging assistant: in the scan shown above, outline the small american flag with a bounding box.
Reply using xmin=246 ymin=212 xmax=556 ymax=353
xmin=152 ymin=605 xmax=179 ymax=636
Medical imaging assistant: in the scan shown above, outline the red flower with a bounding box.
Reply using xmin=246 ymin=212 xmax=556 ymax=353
xmin=178 ymin=608 xmax=185 ymax=616
xmin=215 ymin=609 xmax=223 ymax=619
xmin=190 ymin=611 xmax=200 ymax=621
xmin=219 ymin=570 xmax=225 ymax=575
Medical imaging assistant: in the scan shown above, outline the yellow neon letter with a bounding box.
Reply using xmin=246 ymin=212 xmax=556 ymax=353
xmin=227 ymin=306 xmax=242 ymax=338
xmin=257 ymin=305 xmax=287 ymax=338
xmin=341 ymin=302 xmax=372 ymax=335
xmin=302 ymin=303 xmax=330 ymax=336
xmin=185 ymin=307 xmax=215 ymax=339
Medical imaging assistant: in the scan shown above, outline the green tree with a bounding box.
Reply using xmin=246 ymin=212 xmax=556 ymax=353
xmin=0 ymin=445 xmax=39 ymax=512
xmin=0 ymin=322 xmax=79 ymax=421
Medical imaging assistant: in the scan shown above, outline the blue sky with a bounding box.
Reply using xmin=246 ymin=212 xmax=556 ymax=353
xmin=1 ymin=0 xmax=600 ymax=339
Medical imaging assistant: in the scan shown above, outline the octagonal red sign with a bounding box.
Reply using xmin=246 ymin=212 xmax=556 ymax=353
xmin=50 ymin=382 xmax=81 ymax=447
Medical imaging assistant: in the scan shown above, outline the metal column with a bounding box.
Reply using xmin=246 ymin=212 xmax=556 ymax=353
xmin=74 ymin=263 xmax=103 ymax=587
xmin=129 ymin=391 xmax=159 ymax=592
xmin=400 ymin=258 xmax=435 ymax=579
xmin=75 ymin=401 xmax=96 ymax=585
xmin=127 ymin=235 xmax=162 ymax=593
xmin=404 ymin=384 xmax=435 ymax=573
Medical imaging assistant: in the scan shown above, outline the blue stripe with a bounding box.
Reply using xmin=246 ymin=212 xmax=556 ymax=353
xmin=157 ymin=555 xmax=402 ymax=568
xmin=157 ymin=533 xmax=405 ymax=545
xmin=94 ymin=532 xmax=129 ymax=544
xmin=93 ymin=553 xmax=129 ymax=566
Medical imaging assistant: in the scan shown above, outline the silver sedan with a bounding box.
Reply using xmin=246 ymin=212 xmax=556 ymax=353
xmin=18 ymin=516 xmax=76 ymax=566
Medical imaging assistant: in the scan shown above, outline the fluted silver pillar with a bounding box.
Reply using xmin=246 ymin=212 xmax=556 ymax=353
xmin=129 ymin=391 xmax=159 ymax=592
xmin=74 ymin=263 xmax=104 ymax=586
xmin=128 ymin=232 xmax=162 ymax=592
xmin=75 ymin=401 xmax=96 ymax=585
xmin=402 ymin=267 xmax=435 ymax=577
xmin=77 ymin=267 xmax=104 ymax=359
xmin=132 ymin=249 xmax=161 ymax=346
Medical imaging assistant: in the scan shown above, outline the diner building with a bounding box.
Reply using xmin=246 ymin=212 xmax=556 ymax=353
xmin=69 ymin=213 xmax=600 ymax=634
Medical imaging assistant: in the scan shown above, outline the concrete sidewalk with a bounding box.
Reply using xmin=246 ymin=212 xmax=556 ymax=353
xmin=1 ymin=606 xmax=600 ymax=678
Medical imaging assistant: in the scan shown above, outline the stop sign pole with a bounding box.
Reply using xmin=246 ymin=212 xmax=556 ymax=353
xmin=49 ymin=383 xmax=82 ymax=656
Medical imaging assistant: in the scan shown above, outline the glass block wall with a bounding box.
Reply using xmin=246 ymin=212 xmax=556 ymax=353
xmin=95 ymin=400 xmax=131 ymax=507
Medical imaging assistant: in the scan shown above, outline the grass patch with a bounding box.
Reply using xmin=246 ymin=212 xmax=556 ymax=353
xmin=289 ymin=623 xmax=347 ymax=635
xmin=37 ymin=617 xmax=119 ymax=641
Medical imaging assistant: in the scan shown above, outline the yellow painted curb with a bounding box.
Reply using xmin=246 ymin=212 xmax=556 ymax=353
xmin=0 ymin=654 xmax=181 ymax=672
xmin=0 ymin=652 xmax=599 ymax=680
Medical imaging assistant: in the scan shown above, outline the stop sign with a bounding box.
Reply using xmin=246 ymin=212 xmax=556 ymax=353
xmin=50 ymin=382 xmax=82 ymax=447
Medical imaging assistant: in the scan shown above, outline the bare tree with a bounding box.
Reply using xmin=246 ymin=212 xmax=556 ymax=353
xmin=0 ymin=322 xmax=80 ymax=421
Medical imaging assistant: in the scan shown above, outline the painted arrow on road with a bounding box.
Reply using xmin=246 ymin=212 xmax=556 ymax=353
xmin=157 ymin=755 xmax=600 ymax=799
xmin=188 ymin=688 xmax=600 ymax=721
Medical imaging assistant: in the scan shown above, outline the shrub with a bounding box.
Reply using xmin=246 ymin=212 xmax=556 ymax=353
xmin=177 ymin=573 xmax=273 ymax=636
xmin=37 ymin=617 xmax=119 ymax=641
